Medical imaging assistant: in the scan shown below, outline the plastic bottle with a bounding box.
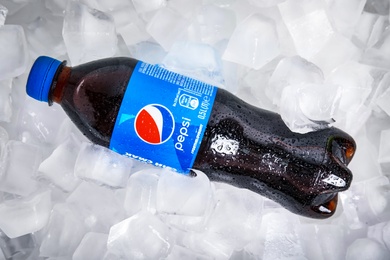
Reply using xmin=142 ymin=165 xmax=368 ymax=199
xmin=26 ymin=56 xmax=356 ymax=219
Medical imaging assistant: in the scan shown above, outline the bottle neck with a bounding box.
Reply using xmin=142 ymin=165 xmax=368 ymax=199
xmin=49 ymin=63 xmax=71 ymax=106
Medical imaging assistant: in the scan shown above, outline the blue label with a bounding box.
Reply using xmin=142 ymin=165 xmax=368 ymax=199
xmin=109 ymin=61 xmax=217 ymax=174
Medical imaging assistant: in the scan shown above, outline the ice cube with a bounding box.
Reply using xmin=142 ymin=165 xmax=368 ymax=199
xmin=0 ymin=141 xmax=42 ymax=197
xmin=0 ymin=25 xmax=28 ymax=80
xmin=362 ymin=28 xmax=390 ymax=69
xmin=132 ymin=0 xmax=166 ymax=13
xmin=347 ymin=130 xmax=382 ymax=182
xmin=44 ymin=0 xmax=66 ymax=16
xmin=117 ymin=22 xmax=150 ymax=47
xmin=0 ymin=126 xmax=8 ymax=159
xmin=352 ymin=12 xmax=388 ymax=49
xmin=311 ymin=34 xmax=361 ymax=76
xmin=107 ymin=211 xmax=174 ymax=259
xmin=247 ymin=0 xmax=286 ymax=8
xmin=0 ymin=232 xmax=37 ymax=260
xmin=0 ymin=4 xmax=8 ymax=25
xmin=146 ymin=7 xmax=190 ymax=51
xmin=128 ymin=41 xmax=167 ymax=65
xmin=298 ymin=224 xmax=346 ymax=260
xmin=62 ymin=1 xmax=118 ymax=65
xmin=223 ymin=13 xmax=281 ymax=69
xmin=0 ymin=190 xmax=51 ymax=238
xmin=327 ymin=0 xmax=366 ymax=37
xmin=168 ymin=0 xmax=202 ymax=15
xmin=16 ymin=99 xmax=68 ymax=145
xmin=279 ymin=0 xmax=334 ymax=59
xmin=192 ymin=5 xmax=236 ymax=45
xmin=195 ymin=187 xmax=263 ymax=253
xmin=161 ymin=41 xmax=224 ymax=86
xmin=262 ymin=210 xmax=306 ymax=260
xmin=378 ymin=129 xmax=390 ymax=164
xmin=327 ymin=61 xmax=373 ymax=115
xmin=74 ymin=142 xmax=132 ymax=188
xmin=39 ymin=203 xmax=89 ymax=258
xmin=38 ymin=135 xmax=81 ymax=192
xmin=166 ymin=245 xmax=212 ymax=260
xmin=346 ymin=238 xmax=389 ymax=260
xmin=25 ymin=14 xmax=66 ymax=59
xmin=376 ymin=86 xmax=390 ymax=117
xmin=279 ymin=83 xmax=339 ymax=133
xmin=123 ymin=168 xmax=161 ymax=216
xmin=267 ymin=55 xmax=324 ymax=106
xmin=66 ymin=182 xmax=126 ymax=233
xmin=341 ymin=176 xmax=390 ymax=228
xmin=72 ymin=232 xmax=108 ymax=260
xmin=156 ymin=169 xmax=213 ymax=216
xmin=0 ymin=79 xmax=13 ymax=122
xmin=367 ymin=220 xmax=390 ymax=250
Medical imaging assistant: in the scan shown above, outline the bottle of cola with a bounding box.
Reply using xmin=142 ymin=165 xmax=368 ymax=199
xmin=26 ymin=56 xmax=356 ymax=219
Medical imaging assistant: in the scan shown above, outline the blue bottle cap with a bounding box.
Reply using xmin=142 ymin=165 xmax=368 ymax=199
xmin=26 ymin=56 xmax=62 ymax=102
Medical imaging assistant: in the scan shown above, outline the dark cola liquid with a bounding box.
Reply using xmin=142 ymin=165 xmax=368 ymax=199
xmin=51 ymin=57 xmax=355 ymax=219
xmin=52 ymin=58 xmax=137 ymax=147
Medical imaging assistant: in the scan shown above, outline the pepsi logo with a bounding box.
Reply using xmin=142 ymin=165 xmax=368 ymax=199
xmin=134 ymin=104 xmax=175 ymax=145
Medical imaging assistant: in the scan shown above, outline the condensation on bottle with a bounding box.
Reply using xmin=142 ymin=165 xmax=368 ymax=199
xmin=26 ymin=56 xmax=356 ymax=219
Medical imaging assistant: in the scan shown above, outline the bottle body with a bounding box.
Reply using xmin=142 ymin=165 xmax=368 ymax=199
xmin=28 ymin=56 xmax=356 ymax=219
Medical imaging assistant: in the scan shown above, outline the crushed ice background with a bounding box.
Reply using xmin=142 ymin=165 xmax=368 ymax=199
xmin=0 ymin=0 xmax=390 ymax=259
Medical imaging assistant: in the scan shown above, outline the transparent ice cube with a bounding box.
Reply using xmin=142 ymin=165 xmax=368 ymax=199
xmin=168 ymin=0 xmax=202 ymax=15
xmin=0 ymin=4 xmax=8 ymax=26
xmin=44 ymin=0 xmax=66 ymax=16
xmin=362 ymin=28 xmax=390 ymax=69
xmin=327 ymin=61 xmax=373 ymax=114
xmin=39 ymin=203 xmax=88 ymax=258
xmin=0 ymin=79 xmax=13 ymax=122
xmin=66 ymin=182 xmax=126 ymax=233
xmin=17 ymin=99 xmax=68 ymax=145
xmin=161 ymin=41 xmax=224 ymax=86
xmin=166 ymin=245 xmax=212 ymax=260
xmin=0 ymin=231 xmax=37 ymax=260
xmin=107 ymin=211 xmax=173 ymax=259
xmin=25 ymin=14 xmax=66 ymax=59
xmin=123 ymin=168 xmax=161 ymax=216
xmin=128 ymin=41 xmax=167 ymax=65
xmin=262 ymin=210 xmax=306 ymax=260
xmin=311 ymin=33 xmax=361 ymax=76
xmin=353 ymin=12 xmax=388 ymax=49
xmin=327 ymin=0 xmax=366 ymax=37
xmin=74 ymin=142 xmax=132 ymax=188
xmin=117 ymin=22 xmax=150 ymax=47
xmin=341 ymin=176 xmax=390 ymax=228
xmin=0 ymin=190 xmax=51 ymax=238
xmin=280 ymin=83 xmax=339 ymax=133
xmin=267 ymin=55 xmax=324 ymax=106
xmin=190 ymin=187 xmax=263 ymax=254
xmin=298 ymin=224 xmax=346 ymax=260
xmin=223 ymin=13 xmax=281 ymax=69
xmin=38 ymin=135 xmax=82 ymax=192
xmin=247 ymin=0 xmax=286 ymax=8
xmin=279 ymin=0 xmax=334 ymax=59
xmin=156 ymin=169 xmax=213 ymax=216
xmin=62 ymin=1 xmax=118 ymax=65
xmin=132 ymin=0 xmax=166 ymax=13
xmin=73 ymin=232 xmax=108 ymax=260
xmin=146 ymin=7 xmax=190 ymax=51
xmin=376 ymin=86 xmax=390 ymax=117
xmin=346 ymin=238 xmax=389 ymax=260
xmin=192 ymin=5 xmax=236 ymax=45
xmin=0 ymin=25 xmax=28 ymax=80
xmin=378 ymin=129 xmax=390 ymax=164
xmin=0 ymin=141 xmax=42 ymax=197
